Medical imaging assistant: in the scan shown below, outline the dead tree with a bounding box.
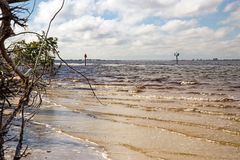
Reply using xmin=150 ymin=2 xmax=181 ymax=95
xmin=0 ymin=0 xmax=65 ymax=159
xmin=0 ymin=1 xmax=100 ymax=159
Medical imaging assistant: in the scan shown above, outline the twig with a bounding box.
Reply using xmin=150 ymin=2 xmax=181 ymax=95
xmin=25 ymin=0 xmax=36 ymax=20
xmin=32 ymin=0 xmax=65 ymax=80
xmin=46 ymin=0 xmax=65 ymax=36
xmin=56 ymin=52 xmax=104 ymax=105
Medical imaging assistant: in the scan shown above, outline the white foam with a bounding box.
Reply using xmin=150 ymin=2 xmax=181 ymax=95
xmin=59 ymin=132 xmax=111 ymax=160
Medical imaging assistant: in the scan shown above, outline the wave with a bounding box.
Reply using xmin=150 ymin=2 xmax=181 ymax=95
xmin=31 ymin=116 xmax=111 ymax=160
xmin=186 ymin=91 xmax=226 ymax=96
xmin=131 ymin=94 xmax=239 ymax=103
xmin=76 ymin=109 xmax=240 ymax=148
xmin=214 ymin=98 xmax=239 ymax=102
xmin=60 ymin=131 xmax=111 ymax=160
xmin=142 ymin=77 xmax=169 ymax=83
xmin=180 ymin=80 xmax=200 ymax=85
xmin=230 ymin=85 xmax=240 ymax=89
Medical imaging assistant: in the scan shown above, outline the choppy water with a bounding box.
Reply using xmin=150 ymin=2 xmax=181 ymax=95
xmin=35 ymin=60 xmax=240 ymax=160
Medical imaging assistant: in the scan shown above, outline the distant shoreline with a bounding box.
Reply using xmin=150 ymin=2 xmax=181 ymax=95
xmin=55 ymin=59 xmax=240 ymax=62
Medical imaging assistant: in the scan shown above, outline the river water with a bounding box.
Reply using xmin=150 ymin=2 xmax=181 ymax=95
xmin=33 ymin=60 xmax=240 ymax=160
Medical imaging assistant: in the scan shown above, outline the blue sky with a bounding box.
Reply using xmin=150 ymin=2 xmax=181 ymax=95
xmin=21 ymin=0 xmax=240 ymax=60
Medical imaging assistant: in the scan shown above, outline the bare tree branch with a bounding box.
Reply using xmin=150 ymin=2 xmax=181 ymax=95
xmin=32 ymin=0 xmax=65 ymax=78
xmin=7 ymin=0 xmax=29 ymax=4
xmin=0 ymin=0 xmax=26 ymax=81
xmin=56 ymin=52 xmax=104 ymax=105
xmin=46 ymin=0 xmax=65 ymax=36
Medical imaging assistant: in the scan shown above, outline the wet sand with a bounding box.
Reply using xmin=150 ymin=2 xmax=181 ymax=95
xmin=13 ymin=119 xmax=108 ymax=160
xmin=23 ymin=61 xmax=240 ymax=160
xmin=28 ymin=84 xmax=240 ymax=160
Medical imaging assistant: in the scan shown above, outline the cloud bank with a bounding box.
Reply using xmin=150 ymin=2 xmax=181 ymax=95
xmin=28 ymin=0 xmax=240 ymax=60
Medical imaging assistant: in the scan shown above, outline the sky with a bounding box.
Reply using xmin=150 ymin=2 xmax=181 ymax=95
xmin=18 ymin=0 xmax=240 ymax=60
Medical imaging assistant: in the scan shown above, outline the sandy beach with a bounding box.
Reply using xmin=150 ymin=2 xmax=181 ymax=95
xmin=6 ymin=113 xmax=108 ymax=160
xmin=1 ymin=1 xmax=240 ymax=159
xmin=19 ymin=60 xmax=240 ymax=160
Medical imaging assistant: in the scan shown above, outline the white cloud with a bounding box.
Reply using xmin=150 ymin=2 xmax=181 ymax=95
xmin=215 ymin=27 xmax=233 ymax=38
xmin=171 ymin=0 xmax=222 ymax=17
xmin=33 ymin=0 xmax=98 ymax=29
xmin=224 ymin=1 xmax=239 ymax=12
xmin=25 ymin=0 xmax=240 ymax=59
xmin=222 ymin=7 xmax=240 ymax=28
xmin=222 ymin=1 xmax=240 ymax=29
xmin=161 ymin=19 xmax=198 ymax=32
xmin=100 ymin=0 xmax=223 ymax=21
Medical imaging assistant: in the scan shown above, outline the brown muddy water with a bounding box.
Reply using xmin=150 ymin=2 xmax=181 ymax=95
xmin=32 ymin=60 xmax=240 ymax=160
